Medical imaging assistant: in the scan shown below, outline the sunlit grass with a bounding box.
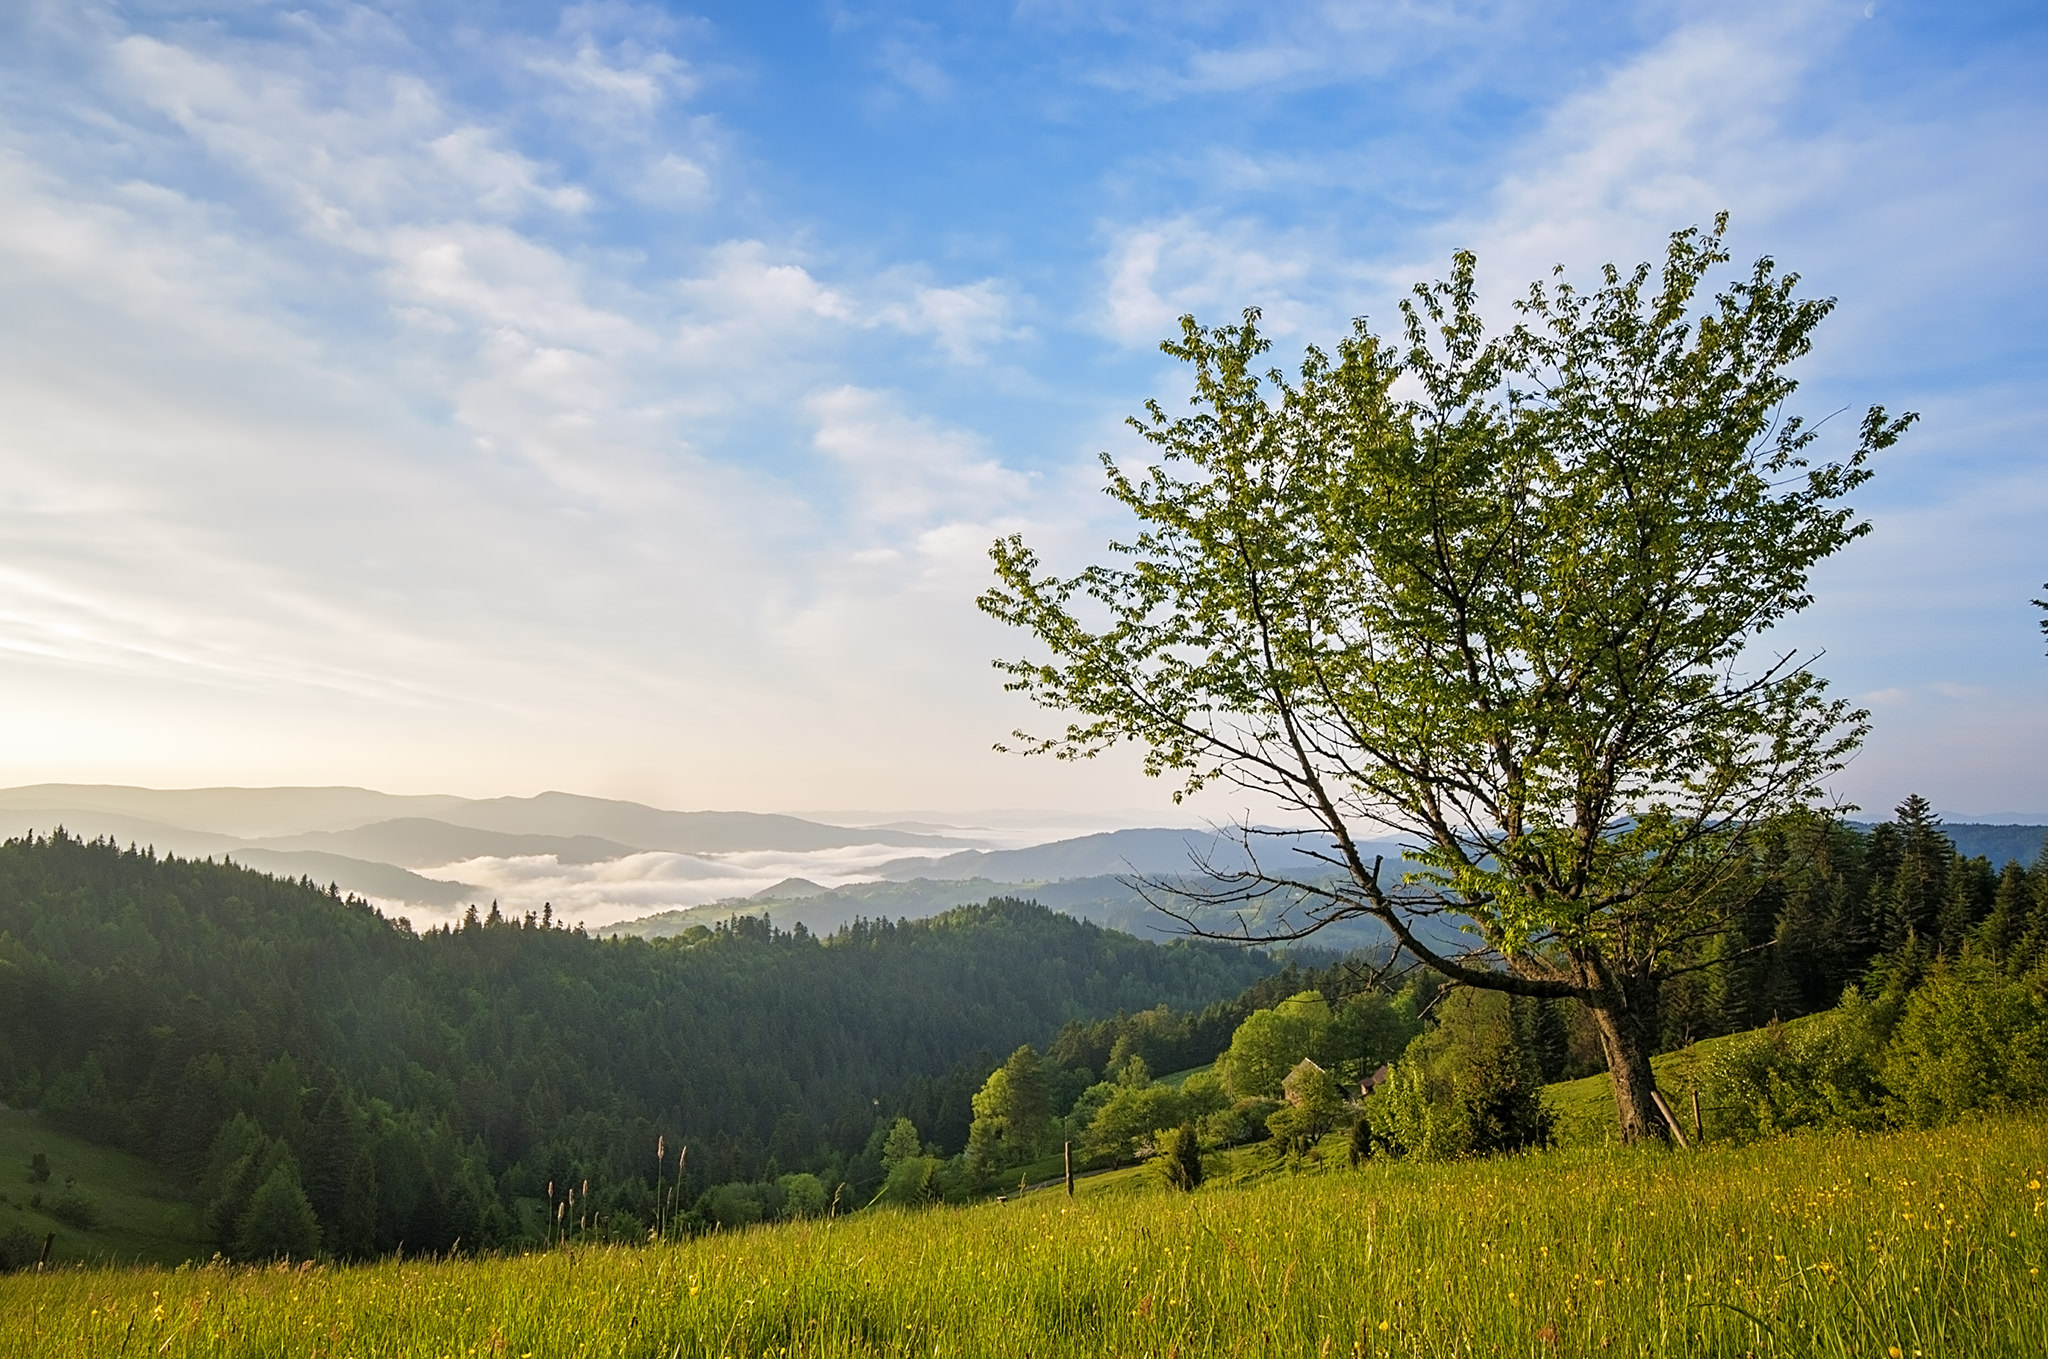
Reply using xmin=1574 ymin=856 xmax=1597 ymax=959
xmin=0 ymin=1106 xmax=204 ymax=1268
xmin=3 ymin=1115 xmax=2043 ymax=1357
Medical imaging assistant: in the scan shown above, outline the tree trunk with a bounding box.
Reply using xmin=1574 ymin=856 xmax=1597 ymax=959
xmin=1588 ymin=983 xmax=1668 ymax=1144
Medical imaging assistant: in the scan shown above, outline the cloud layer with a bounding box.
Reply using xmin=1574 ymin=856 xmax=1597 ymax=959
xmin=0 ymin=0 xmax=2040 ymax=816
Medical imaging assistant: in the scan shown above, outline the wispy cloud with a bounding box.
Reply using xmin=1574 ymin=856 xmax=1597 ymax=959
xmin=808 ymin=386 xmax=1031 ymax=526
xmin=0 ymin=0 xmax=2037 ymax=817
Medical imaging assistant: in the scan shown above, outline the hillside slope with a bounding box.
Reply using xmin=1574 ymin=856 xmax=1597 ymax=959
xmin=0 ymin=832 xmax=1275 ymax=1258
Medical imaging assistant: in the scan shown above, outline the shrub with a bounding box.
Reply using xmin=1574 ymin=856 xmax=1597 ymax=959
xmin=1178 ymin=1071 xmax=1231 ymax=1121
xmin=1156 ymin=1123 xmax=1203 ymax=1192
xmin=1458 ymin=1014 xmax=1554 ymax=1154
xmin=234 ymin=1162 xmax=319 ymax=1261
xmin=1198 ymin=1098 xmax=1280 ymax=1149
xmin=45 ymin=1191 xmax=97 ymax=1230
xmin=777 ymin=1172 xmax=827 ymax=1220
xmin=1880 ymin=959 xmax=2048 ymax=1126
xmin=1346 ymin=1115 xmax=1376 ymax=1167
xmin=1082 ymin=1084 xmax=1187 ymax=1164
xmin=703 ymin=1183 xmax=765 ymax=1228
xmin=0 ymin=1226 xmax=42 ymax=1273
xmin=1362 ymin=1060 xmax=1470 ymax=1161
xmin=1703 ymin=993 xmax=1891 ymax=1140
xmin=1362 ymin=990 xmax=1551 ymax=1161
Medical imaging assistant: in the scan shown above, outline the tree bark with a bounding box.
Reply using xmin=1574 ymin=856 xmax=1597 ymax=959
xmin=1587 ymin=982 xmax=1668 ymax=1145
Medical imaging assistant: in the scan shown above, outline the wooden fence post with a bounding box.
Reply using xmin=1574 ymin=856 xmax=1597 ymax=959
xmin=1649 ymin=1089 xmax=1690 ymax=1149
xmin=1064 ymin=1141 xmax=1074 ymax=1198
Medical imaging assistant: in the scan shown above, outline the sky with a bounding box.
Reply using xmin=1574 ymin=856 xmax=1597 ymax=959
xmin=0 ymin=0 xmax=2042 ymax=821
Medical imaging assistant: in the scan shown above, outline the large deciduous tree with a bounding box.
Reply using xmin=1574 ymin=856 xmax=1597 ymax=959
xmin=979 ymin=218 xmax=1914 ymax=1142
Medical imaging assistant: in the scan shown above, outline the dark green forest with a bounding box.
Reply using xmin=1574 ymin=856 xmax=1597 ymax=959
xmin=3 ymin=793 xmax=2046 ymax=1264
xmin=0 ymin=832 xmax=1272 ymax=1258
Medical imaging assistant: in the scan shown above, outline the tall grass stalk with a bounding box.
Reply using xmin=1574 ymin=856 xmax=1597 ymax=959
xmin=3 ymin=1116 xmax=2042 ymax=1357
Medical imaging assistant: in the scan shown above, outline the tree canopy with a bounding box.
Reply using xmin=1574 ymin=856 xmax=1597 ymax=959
xmin=980 ymin=217 xmax=1915 ymax=1141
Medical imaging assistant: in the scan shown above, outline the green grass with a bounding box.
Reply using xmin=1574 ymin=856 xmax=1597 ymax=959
xmin=4 ymin=1113 xmax=2043 ymax=1357
xmin=1544 ymin=1021 xmax=1821 ymax=1150
xmin=0 ymin=1105 xmax=205 ymax=1269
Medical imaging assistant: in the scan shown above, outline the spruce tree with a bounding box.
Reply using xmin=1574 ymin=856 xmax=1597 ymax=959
xmin=1880 ymin=795 xmax=1952 ymax=951
xmin=1458 ymin=1015 xmax=1554 ymax=1155
xmin=1977 ymin=861 xmax=2033 ymax=969
xmin=1936 ymin=855 xmax=1995 ymax=957
xmin=235 ymin=1157 xmax=321 ymax=1261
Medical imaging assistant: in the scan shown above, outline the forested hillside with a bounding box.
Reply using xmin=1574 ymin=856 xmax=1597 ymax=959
xmin=4 ymin=794 xmax=2043 ymax=1266
xmin=879 ymin=795 xmax=2048 ymax=1198
xmin=0 ymin=832 xmax=1272 ymax=1259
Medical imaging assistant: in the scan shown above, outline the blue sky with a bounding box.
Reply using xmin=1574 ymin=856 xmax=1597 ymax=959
xmin=0 ymin=0 xmax=2042 ymax=818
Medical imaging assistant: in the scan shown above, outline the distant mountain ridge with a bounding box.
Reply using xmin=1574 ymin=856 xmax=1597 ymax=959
xmin=1846 ymin=822 xmax=2047 ymax=868
xmin=430 ymin=791 xmax=961 ymax=852
xmin=869 ymin=826 xmax=1403 ymax=883
xmin=0 ymin=785 xmax=963 ymax=852
xmin=0 ymin=784 xmax=979 ymax=916
xmin=252 ymin=818 xmax=644 ymax=868
xmin=0 ymin=783 xmax=468 ymax=839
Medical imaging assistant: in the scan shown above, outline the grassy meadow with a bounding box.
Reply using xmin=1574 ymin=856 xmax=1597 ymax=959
xmin=0 ymin=1105 xmax=205 ymax=1269
xmin=1542 ymin=1025 xmax=1798 ymax=1152
xmin=2 ymin=1114 xmax=2042 ymax=1358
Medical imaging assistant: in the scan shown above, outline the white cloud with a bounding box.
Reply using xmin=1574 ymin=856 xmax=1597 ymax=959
xmin=807 ymin=386 xmax=1030 ymax=526
xmin=111 ymin=37 xmax=582 ymax=232
xmin=639 ymin=150 xmax=714 ymax=207
xmin=3 ymin=0 xmax=2032 ymax=821
xmin=1044 ymin=0 xmax=1532 ymax=99
xmin=876 ymin=35 xmax=954 ymax=102
xmin=414 ymin=842 xmax=927 ymax=928
xmin=1099 ymin=214 xmax=1334 ymax=346
xmin=526 ymin=37 xmax=693 ymax=121
xmin=874 ymin=277 xmax=1024 ymax=362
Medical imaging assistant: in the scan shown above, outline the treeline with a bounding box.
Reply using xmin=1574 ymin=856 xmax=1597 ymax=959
xmin=0 ymin=832 xmax=1273 ymax=1259
xmin=905 ymin=796 xmax=2048 ymax=1179
xmin=1355 ymin=797 xmax=2048 ymax=1158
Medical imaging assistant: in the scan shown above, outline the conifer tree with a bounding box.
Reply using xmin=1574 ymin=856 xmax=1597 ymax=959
xmin=1936 ymin=855 xmax=1995 ymax=957
xmin=1880 ymin=796 xmax=1952 ymax=950
xmin=1977 ymin=861 xmax=2033 ymax=968
xmin=235 ymin=1156 xmax=321 ymax=1261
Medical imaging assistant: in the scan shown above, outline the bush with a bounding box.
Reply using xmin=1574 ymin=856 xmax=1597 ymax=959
xmin=234 ymin=1163 xmax=319 ymax=1261
xmin=46 ymin=1191 xmax=97 ymax=1230
xmin=1156 ymin=1123 xmax=1203 ymax=1191
xmin=1703 ymin=994 xmax=1891 ymax=1140
xmin=1880 ymin=959 xmax=2048 ymax=1126
xmin=1458 ymin=1015 xmax=1554 ymax=1155
xmin=1198 ymin=1098 xmax=1280 ymax=1149
xmin=1361 ymin=991 xmax=1551 ymax=1161
xmin=702 ymin=1182 xmax=765 ymax=1228
xmin=777 ymin=1172 xmax=828 ymax=1220
xmin=0 ymin=1226 xmax=40 ymax=1272
xmin=1178 ymin=1071 xmax=1231 ymax=1121
xmin=876 ymin=1155 xmax=943 ymax=1207
xmin=1082 ymin=1084 xmax=1187 ymax=1165
xmin=1363 ymin=1060 xmax=1471 ymax=1161
xmin=1346 ymin=1115 xmax=1377 ymax=1167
